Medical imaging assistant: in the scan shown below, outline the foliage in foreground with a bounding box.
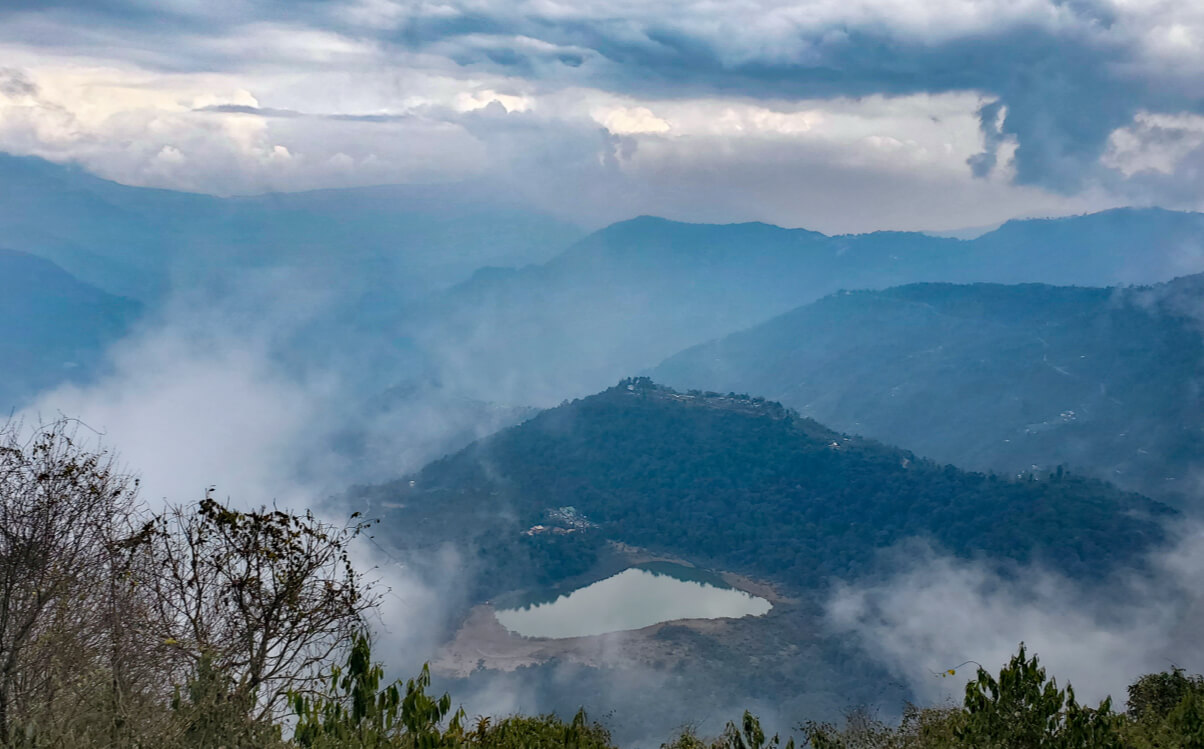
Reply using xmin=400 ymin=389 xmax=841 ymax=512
xmin=290 ymin=631 xmax=614 ymax=749
xmin=5 ymin=419 xmax=1204 ymax=748
xmin=157 ymin=635 xmax=1204 ymax=749
xmin=779 ymin=645 xmax=1204 ymax=749
xmin=662 ymin=645 xmax=1204 ymax=749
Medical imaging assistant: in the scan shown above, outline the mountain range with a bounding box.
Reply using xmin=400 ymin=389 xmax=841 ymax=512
xmin=0 ymin=153 xmax=582 ymax=302
xmin=9 ymin=154 xmax=1204 ymax=412
xmin=651 ymin=276 xmax=1204 ymax=504
xmin=405 ymin=209 xmax=1204 ymax=405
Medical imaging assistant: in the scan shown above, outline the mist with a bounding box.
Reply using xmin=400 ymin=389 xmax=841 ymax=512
xmin=18 ymin=264 xmax=494 ymax=670
xmin=825 ymin=527 xmax=1204 ymax=711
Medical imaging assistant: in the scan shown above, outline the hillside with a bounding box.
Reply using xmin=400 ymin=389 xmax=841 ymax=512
xmin=363 ymin=379 xmax=1171 ymax=598
xmin=651 ymin=277 xmax=1204 ymax=504
xmin=0 ymin=248 xmax=141 ymax=411
xmin=406 ymin=209 xmax=1204 ymax=406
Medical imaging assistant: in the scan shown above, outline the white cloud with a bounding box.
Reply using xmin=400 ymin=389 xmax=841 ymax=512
xmin=0 ymin=48 xmax=1116 ymax=231
xmin=594 ymin=105 xmax=670 ymax=134
xmin=1104 ymin=111 xmax=1204 ymax=177
xmin=2 ymin=0 xmax=1198 ymax=227
xmin=22 ymin=279 xmax=333 ymax=507
xmin=0 ymin=57 xmax=496 ymax=194
xmin=456 ymin=89 xmax=533 ymax=113
xmin=826 ymin=533 xmax=1204 ymax=708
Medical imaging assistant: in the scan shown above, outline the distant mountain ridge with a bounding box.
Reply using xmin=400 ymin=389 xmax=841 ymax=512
xmin=0 ymin=248 xmax=140 ymax=411
xmin=0 ymin=153 xmax=583 ymax=301
xmin=407 ymin=208 xmax=1204 ymax=406
xmin=10 ymin=153 xmax=1204 ymax=423
xmin=651 ymin=275 xmax=1204 ymax=504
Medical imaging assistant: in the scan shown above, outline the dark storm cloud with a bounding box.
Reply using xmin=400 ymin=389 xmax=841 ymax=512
xmin=403 ymin=20 xmax=1199 ymax=194
xmin=1 ymin=0 xmax=1200 ymax=196
xmin=194 ymin=104 xmax=416 ymax=123
xmin=196 ymin=104 xmax=305 ymax=118
xmin=968 ymin=100 xmax=1006 ymax=177
xmin=0 ymin=69 xmax=38 ymax=98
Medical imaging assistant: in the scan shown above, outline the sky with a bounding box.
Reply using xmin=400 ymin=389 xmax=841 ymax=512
xmin=1 ymin=0 xmax=1202 ymax=232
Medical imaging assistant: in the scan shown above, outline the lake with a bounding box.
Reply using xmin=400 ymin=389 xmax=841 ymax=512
xmin=494 ymin=562 xmax=773 ymax=639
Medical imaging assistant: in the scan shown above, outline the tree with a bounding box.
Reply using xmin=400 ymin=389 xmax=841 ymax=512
xmin=0 ymin=419 xmax=398 ymax=745
xmin=1123 ymin=669 xmax=1204 ymax=748
xmin=291 ymin=631 xmax=464 ymax=749
xmin=720 ymin=712 xmax=793 ymax=749
xmin=148 ymin=493 xmax=379 ymax=720
xmin=1164 ymin=692 xmax=1204 ymax=748
xmin=292 ymin=631 xmax=404 ymax=748
xmin=799 ymin=705 xmax=960 ymax=749
xmin=169 ymin=652 xmax=285 ymax=749
xmin=1127 ymin=668 xmax=1204 ymax=723
xmin=465 ymin=709 xmax=614 ymax=749
xmin=0 ymin=419 xmax=142 ymax=744
xmin=957 ymin=643 xmax=1122 ymax=749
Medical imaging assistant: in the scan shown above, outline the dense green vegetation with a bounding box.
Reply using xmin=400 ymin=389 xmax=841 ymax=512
xmin=786 ymin=647 xmax=1204 ymax=749
xmin=652 ymin=276 xmax=1204 ymax=504
xmin=365 ymin=379 xmax=1171 ymax=597
xmin=232 ymin=640 xmax=1204 ymax=747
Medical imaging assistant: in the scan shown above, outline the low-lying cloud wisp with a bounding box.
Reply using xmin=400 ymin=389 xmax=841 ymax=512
xmin=826 ymin=530 xmax=1204 ymax=708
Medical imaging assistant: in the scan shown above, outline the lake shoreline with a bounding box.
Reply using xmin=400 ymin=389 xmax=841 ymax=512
xmin=431 ymin=543 xmax=789 ymax=677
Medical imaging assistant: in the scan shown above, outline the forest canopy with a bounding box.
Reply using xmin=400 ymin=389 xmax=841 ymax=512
xmin=364 ymin=379 xmax=1172 ymax=598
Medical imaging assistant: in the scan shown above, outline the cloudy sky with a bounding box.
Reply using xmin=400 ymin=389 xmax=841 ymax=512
xmin=1 ymin=0 xmax=1202 ymax=231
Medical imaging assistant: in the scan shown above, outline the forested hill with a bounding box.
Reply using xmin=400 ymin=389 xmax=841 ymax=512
xmin=0 ymin=248 xmax=140 ymax=411
xmin=367 ymin=379 xmax=1171 ymax=596
xmin=650 ymin=276 xmax=1204 ymax=505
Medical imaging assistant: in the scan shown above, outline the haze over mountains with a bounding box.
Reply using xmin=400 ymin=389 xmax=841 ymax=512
xmin=12 ymin=0 xmax=1204 ymax=744
xmin=10 ymin=155 xmax=1204 ymax=407
xmin=0 ymin=153 xmax=582 ymax=302
xmin=10 ymin=153 xmax=1204 ymax=491
xmin=404 ymin=207 xmax=1204 ymax=404
xmin=0 ymin=248 xmax=140 ymax=410
xmin=8 ymin=152 xmax=1204 ymax=743
xmin=11 ymin=151 xmax=1204 ymax=502
xmin=652 ymin=276 xmax=1204 ymax=505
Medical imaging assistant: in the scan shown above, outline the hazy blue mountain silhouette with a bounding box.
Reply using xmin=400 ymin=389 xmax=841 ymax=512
xmin=409 ymin=209 xmax=1204 ymax=405
xmin=0 ymin=153 xmax=583 ymax=301
xmin=651 ymin=275 xmax=1204 ymax=504
xmin=0 ymin=248 xmax=140 ymax=412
